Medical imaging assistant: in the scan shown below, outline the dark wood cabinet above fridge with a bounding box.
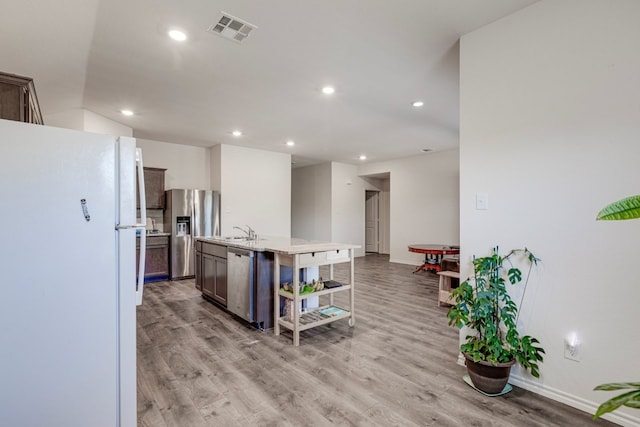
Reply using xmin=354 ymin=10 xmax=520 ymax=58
xmin=0 ymin=71 xmax=44 ymax=125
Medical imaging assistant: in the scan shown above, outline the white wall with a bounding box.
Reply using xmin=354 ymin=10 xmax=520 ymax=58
xmin=215 ymin=144 xmax=291 ymax=237
xmin=359 ymin=150 xmax=460 ymax=265
xmin=83 ymin=110 xmax=133 ymax=137
xmin=44 ymin=108 xmax=133 ymax=138
xmin=292 ymin=153 xmax=459 ymax=261
xmin=44 ymin=109 xmax=85 ymax=131
xmin=291 ymin=163 xmax=332 ymax=241
xmin=460 ymin=1 xmax=640 ymax=425
xmin=43 ymin=108 xmax=216 ymax=194
xmin=210 ymin=144 xmax=221 ymax=192
xmin=135 ymin=138 xmax=211 ymax=190
xmin=291 ymin=162 xmax=390 ymax=257
xmin=331 ymin=162 xmax=369 ymax=257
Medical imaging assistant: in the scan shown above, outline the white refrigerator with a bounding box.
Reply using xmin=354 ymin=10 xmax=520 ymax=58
xmin=0 ymin=119 xmax=146 ymax=427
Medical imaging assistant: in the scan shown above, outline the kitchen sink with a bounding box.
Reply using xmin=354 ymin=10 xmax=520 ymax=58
xmin=210 ymin=235 xmax=263 ymax=243
xmin=224 ymin=236 xmax=252 ymax=242
xmin=221 ymin=236 xmax=264 ymax=242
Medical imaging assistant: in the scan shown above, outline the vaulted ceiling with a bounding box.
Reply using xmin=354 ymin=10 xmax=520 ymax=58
xmin=1 ymin=0 xmax=538 ymax=166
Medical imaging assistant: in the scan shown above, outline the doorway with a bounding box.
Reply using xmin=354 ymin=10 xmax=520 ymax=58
xmin=365 ymin=190 xmax=380 ymax=253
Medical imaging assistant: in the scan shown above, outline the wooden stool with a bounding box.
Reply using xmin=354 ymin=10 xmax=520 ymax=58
xmin=437 ymin=271 xmax=460 ymax=307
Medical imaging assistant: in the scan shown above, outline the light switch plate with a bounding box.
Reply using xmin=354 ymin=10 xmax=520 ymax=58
xmin=476 ymin=193 xmax=489 ymax=210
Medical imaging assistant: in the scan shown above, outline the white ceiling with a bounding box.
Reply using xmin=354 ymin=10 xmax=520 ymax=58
xmin=1 ymin=0 xmax=538 ymax=167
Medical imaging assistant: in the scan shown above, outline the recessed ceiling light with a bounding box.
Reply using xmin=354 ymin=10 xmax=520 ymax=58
xmin=421 ymin=148 xmax=433 ymax=153
xmin=286 ymin=140 xmax=295 ymax=146
xmin=412 ymin=101 xmax=424 ymax=107
xmin=168 ymin=29 xmax=187 ymax=41
xmin=359 ymin=155 xmax=367 ymax=161
xmin=121 ymin=109 xmax=134 ymax=116
xmin=322 ymin=86 xmax=335 ymax=95
xmin=232 ymin=130 xmax=242 ymax=137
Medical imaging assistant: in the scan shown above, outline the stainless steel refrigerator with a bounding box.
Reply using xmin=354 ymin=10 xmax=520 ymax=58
xmin=164 ymin=189 xmax=221 ymax=279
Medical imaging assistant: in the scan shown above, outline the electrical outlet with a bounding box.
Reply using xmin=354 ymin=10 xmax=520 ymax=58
xmin=564 ymin=339 xmax=581 ymax=362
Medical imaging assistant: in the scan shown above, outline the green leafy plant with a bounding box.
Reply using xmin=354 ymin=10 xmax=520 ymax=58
xmin=593 ymin=382 xmax=640 ymax=420
xmin=447 ymin=247 xmax=545 ymax=377
xmin=593 ymin=195 xmax=640 ymax=419
xmin=596 ymin=195 xmax=640 ymax=221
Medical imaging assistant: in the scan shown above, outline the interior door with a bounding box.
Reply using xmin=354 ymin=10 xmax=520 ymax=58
xmin=365 ymin=191 xmax=380 ymax=253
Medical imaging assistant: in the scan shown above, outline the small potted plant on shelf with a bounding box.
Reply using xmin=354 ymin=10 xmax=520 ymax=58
xmin=592 ymin=196 xmax=640 ymax=419
xmin=447 ymin=246 xmax=545 ymax=394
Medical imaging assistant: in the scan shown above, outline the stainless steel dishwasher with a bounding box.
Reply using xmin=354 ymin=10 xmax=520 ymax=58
xmin=226 ymin=247 xmax=255 ymax=322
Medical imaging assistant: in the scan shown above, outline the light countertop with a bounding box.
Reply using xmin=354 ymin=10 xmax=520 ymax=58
xmin=196 ymin=236 xmax=359 ymax=255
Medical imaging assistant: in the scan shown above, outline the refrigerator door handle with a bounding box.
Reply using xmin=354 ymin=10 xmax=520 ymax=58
xmin=135 ymin=148 xmax=146 ymax=306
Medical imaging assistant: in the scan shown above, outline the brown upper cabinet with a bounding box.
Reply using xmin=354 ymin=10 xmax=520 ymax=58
xmin=0 ymin=72 xmax=44 ymax=125
xmin=137 ymin=167 xmax=166 ymax=210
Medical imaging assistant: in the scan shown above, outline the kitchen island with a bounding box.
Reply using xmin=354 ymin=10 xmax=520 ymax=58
xmin=195 ymin=236 xmax=358 ymax=344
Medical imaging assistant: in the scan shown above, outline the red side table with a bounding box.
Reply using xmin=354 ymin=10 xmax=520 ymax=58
xmin=408 ymin=244 xmax=460 ymax=274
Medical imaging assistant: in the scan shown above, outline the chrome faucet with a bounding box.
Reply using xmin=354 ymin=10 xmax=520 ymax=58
xmin=246 ymin=225 xmax=256 ymax=239
xmin=233 ymin=225 xmax=256 ymax=240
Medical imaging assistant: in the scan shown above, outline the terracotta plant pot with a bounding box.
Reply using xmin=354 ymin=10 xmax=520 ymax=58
xmin=464 ymin=353 xmax=516 ymax=394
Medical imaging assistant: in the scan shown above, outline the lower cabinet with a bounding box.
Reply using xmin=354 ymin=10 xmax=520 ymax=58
xmin=195 ymin=240 xmax=296 ymax=329
xmin=136 ymin=235 xmax=170 ymax=282
xmin=196 ymin=242 xmax=227 ymax=306
xmin=195 ymin=250 xmax=203 ymax=291
xmin=202 ymin=253 xmax=227 ymax=305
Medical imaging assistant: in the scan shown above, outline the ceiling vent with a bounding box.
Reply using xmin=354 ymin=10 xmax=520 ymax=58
xmin=207 ymin=12 xmax=257 ymax=44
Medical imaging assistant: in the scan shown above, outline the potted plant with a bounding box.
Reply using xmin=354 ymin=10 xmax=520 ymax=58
xmin=592 ymin=196 xmax=640 ymax=419
xmin=447 ymin=246 xmax=545 ymax=394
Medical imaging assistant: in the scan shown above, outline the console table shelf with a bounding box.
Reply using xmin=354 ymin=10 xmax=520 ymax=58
xmin=274 ymin=248 xmax=355 ymax=346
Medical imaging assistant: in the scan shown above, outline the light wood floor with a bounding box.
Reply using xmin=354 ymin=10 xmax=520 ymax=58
xmin=137 ymin=254 xmax=614 ymax=426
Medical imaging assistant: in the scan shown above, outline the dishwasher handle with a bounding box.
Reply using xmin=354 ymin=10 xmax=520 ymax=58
xmin=228 ymin=247 xmax=254 ymax=258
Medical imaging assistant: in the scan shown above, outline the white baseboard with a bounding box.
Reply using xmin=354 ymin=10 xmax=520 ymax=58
xmin=455 ymin=355 xmax=639 ymax=426
xmin=508 ymin=374 xmax=640 ymax=427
